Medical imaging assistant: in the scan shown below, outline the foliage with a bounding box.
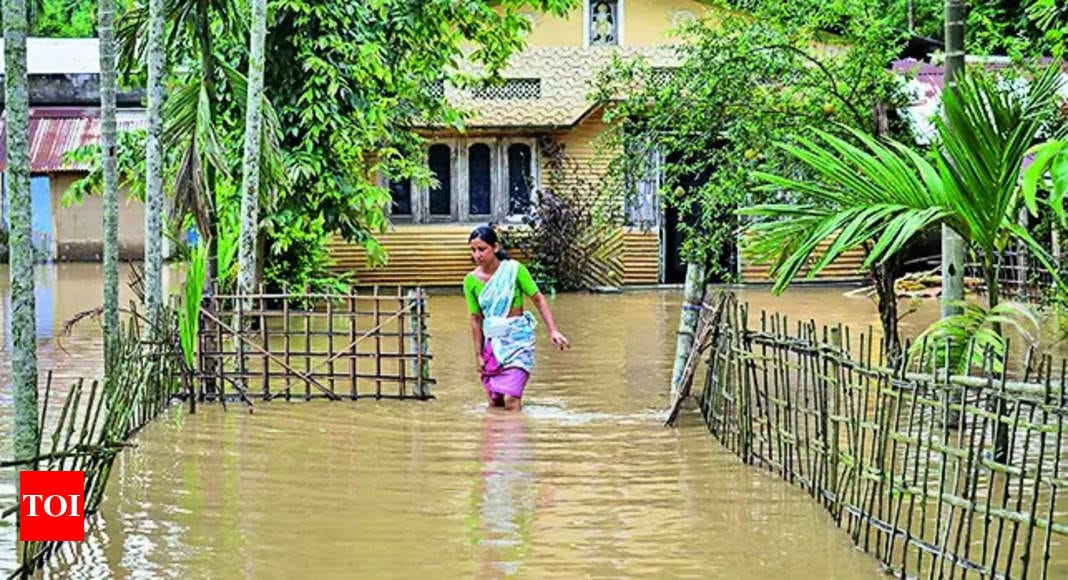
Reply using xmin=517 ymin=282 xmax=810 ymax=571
xmin=62 ymin=129 xmax=149 ymax=205
xmin=729 ymin=0 xmax=1057 ymax=59
xmin=74 ymin=0 xmax=575 ymax=292
xmin=740 ymin=126 xmax=946 ymax=291
xmin=908 ymin=300 xmax=1038 ymax=374
xmin=29 ymin=0 xmax=95 ymax=36
xmin=1028 ymin=0 xmax=1068 ymax=54
xmin=592 ymin=0 xmax=908 ymax=281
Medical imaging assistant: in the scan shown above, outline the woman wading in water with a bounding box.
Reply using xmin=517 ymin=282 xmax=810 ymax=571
xmin=464 ymin=225 xmax=569 ymax=410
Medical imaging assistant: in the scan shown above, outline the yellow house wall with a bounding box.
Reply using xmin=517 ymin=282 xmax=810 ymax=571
xmin=623 ymin=0 xmax=713 ymax=46
xmin=520 ymin=0 xmax=712 ymax=48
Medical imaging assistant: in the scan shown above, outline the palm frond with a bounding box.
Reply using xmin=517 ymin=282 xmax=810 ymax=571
xmin=741 ymin=126 xmax=949 ymax=293
xmin=935 ymin=65 xmax=1063 ymax=254
xmin=1023 ymin=139 xmax=1068 ymax=229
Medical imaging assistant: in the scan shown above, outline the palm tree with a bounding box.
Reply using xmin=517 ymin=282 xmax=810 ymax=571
xmin=99 ymin=0 xmax=119 ymax=374
xmin=4 ymin=0 xmax=40 ymax=535
xmin=237 ymin=0 xmax=267 ymax=298
xmin=738 ymin=65 xmax=1064 ymax=356
xmin=143 ymin=0 xmax=165 ymax=332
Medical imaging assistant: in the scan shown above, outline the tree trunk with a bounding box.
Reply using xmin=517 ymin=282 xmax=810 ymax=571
xmin=867 ymin=105 xmax=902 ymax=365
xmin=671 ymin=260 xmax=706 ymax=398
xmin=143 ymin=0 xmax=165 ymax=332
xmin=237 ymin=0 xmax=267 ymax=299
xmin=99 ymin=0 xmax=118 ymax=374
xmin=873 ymin=252 xmax=903 ymax=366
xmin=4 ymin=0 xmax=39 ymax=543
xmin=942 ymin=0 xmax=967 ymax=430
xmin=941 ymin=0 xmax=966 ymax=320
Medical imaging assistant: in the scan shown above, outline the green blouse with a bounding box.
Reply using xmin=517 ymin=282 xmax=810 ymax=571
xmin=463 ymin=261 xmax=540 ymax=315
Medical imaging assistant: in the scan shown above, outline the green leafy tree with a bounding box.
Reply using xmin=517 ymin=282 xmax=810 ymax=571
xmin=595 ymin=1 xmax=908 ymax=282
xmin=258 ymin=0 xmax=575 ymax=290
xmin=594 ymin=1 xmax=908 ymax=388
xmin=67 ymin=1 xmax=576 ymax=293
xmin=30 ymin=0 xmax=95 ymax=36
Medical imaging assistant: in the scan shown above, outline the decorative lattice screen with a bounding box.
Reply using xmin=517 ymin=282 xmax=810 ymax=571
xmin=472 ymin=78 xmax=542 ymax=100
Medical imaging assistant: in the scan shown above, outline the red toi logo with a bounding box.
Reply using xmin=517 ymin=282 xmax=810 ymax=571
xmin=19 ymin=471 xmax=85 ymax=542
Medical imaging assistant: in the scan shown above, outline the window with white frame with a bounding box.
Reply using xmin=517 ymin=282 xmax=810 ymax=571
xmin=387 ymin=138 xmax=539 ymax=224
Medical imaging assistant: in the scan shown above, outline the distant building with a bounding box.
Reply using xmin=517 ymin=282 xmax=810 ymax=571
xmin=0 ymin=38 xmax=146 ymax=261
xmin=328 ymin=0 xmax=868 ymax=288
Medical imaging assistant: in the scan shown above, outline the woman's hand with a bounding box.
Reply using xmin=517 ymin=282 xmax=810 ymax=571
xmin=476 ymin=355 xmax=486 ymax=374
xmin=550 ymin=330 xmax=570 ymax=350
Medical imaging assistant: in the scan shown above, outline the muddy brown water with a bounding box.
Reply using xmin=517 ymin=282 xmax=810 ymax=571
xmin=0 ymin=264 xmax=992 ymax=578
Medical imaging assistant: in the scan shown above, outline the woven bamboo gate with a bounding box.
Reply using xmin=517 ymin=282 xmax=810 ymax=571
xmin=196 ymin=286 xmax=434 ymax=402
xmin=693 ymin=291 xmax=1068 ymax=579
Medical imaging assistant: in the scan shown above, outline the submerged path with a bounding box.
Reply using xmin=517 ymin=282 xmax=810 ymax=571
xmin=25 ymin=284 xmax=895 ymax=578
xmin=0 ymin=266 xmax=930 ymax=577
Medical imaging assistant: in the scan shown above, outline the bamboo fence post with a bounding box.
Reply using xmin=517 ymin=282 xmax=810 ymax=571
xmin=408 ymin=288 xmax=429 ymax=398
xmin=419 ymin=288 xmax=430 ymax=398
xmin=374 ymin=286 xmax=383 ymax=398
xmin=260 ymin=284 xmax=268 ymax=397
xmin=826 ymin=325 xmax=841 ymax=511
xmin=397 ymin=286 xmax=406 ymax=398
xmin=327 ymin=294 xmax=335 ymax=398
xmin=283 ymin=292 xmax=291 ymax=401
xmin=303 ymin=284 xmax=311 ymax=401
xmin=215 ymin=296 xmax=224 ymax=402
xmin=349 ymin=286 xmax=358 ymax=399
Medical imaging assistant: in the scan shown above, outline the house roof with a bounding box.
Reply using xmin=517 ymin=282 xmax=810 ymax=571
xmin=440 ymin=46 xmax=682 ymax=129
xmin=0 ymin=107 xmax=145 ymax=172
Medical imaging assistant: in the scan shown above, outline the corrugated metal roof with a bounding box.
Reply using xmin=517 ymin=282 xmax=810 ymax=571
xmin=0 ymin=107 xmax=145 ymax=172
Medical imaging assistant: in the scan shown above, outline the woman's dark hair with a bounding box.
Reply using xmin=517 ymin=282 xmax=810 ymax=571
xmin=469 ymin=225 xmax=510 ymax=260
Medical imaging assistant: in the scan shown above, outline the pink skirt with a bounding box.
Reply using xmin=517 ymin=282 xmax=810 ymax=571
xmin=480 ymin=341 xmax=529 ymax=399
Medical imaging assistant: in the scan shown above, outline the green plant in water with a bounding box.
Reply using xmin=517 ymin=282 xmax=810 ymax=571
xmin=215 ymin=214 xmax=239 ymax=293
xmin=909 ymin=300 xmax=1039 ymax=374
xmin=179 ymin=243 xmax=208 ymax=368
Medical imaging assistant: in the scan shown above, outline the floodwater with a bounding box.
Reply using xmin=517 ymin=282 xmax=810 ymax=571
xmin=0 ymin=264 xmax=991 ymax=578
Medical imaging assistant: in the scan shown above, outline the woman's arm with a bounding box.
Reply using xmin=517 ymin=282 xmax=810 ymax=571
xmin=531 ymin=293 xmax=569 ymax=349
xmin=470 ymin=313 xmax=485 ymax=371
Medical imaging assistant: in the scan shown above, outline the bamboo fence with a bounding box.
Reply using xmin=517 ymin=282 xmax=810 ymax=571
xmin=695 ymin=291 xmax=1068 ymax=579
xmin=2 ymin=305 xmax=182 ymax=578
xmin=196 ymin=286 xmax=434 ymax=402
